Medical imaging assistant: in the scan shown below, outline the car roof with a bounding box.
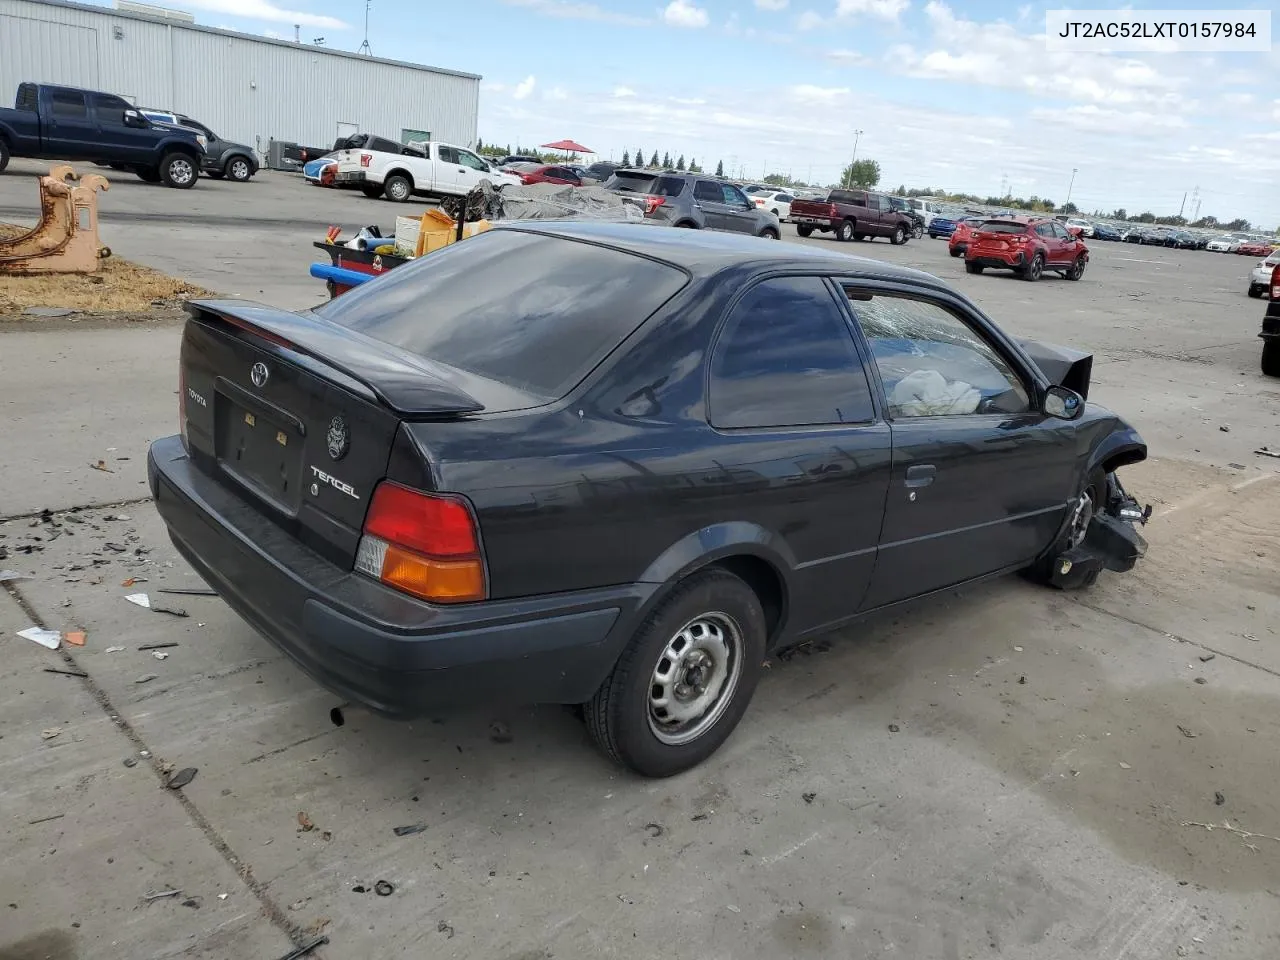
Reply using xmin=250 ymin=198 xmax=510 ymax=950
xmin=494 ymin=221 xmax=941 ymax=286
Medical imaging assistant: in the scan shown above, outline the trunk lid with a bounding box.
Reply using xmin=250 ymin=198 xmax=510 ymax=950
xmin=179 ymin=300 xmax=482 ymax=568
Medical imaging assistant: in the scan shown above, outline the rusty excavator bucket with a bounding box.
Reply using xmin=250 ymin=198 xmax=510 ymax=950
xmin=0 ymin=164 xmax=111 ymax=274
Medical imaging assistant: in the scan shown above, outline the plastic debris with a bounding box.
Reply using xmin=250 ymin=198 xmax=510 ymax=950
xmin=65 ymin=631 xmax=86 ymax=647
xmin=0 ymin=569 xmax=32 ymax=583
xmin=1215 ymin=791 xmax=1226 ymax=806
xmin=437 ymin=920 xmax=455 ymax=938
xmin=1177 ymin=724 xmax=1197 ymax=739
xmin=393 ymin=823 xmax=427 ymax=837
xmin=1199 ymin=654 xmax=1215 ymax=663
xmin=297 ymin=811 xmax=315 ymax=832
xmin=154 ymin=606 xmax=189 ymax=618
xmin=41 ymin=727 xmax=63 ymax=740
xmin=152 ymin=651 xmax=169 ymax=661
xmin=167 ymin=767 xmax=198 ymax=789
xmin=135 ymin=674 xmax=157 ymax=684
xmin=801 ymin=792 xmax=817 ymax=804
xmin=125 ymin=593 xmax=152 ymax=609
xmin=1118 ymin=761 xmax=1132 ymax=769
xmin=374 ymin=880 xmax=395 ymax=896
xmin=104 ymin=645 xmax=125 ymax=653
xmin=218 ymin=893 xmax=228 ymax=901
xmin=142 ymin=889 xmax=182 ymax=902
xmin=18 ymin=626 xmax=61 ymax=649
xmin=123 ymin=757 xmax=137 ymax=768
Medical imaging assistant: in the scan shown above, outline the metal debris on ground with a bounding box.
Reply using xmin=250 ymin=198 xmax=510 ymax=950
xmin=1256 ymin=447 xmax=1280 ymax=459
xmin=1199 ymin=654 xmax=1215 ymax=662
xmin=90 ymin=460 xmax=113 ymax=472
xmin=153 ymin=606 xmax=189 ymax=618
xmin=393 ymin=823 xmax=427 ymax=837
xmin=275 ymin=936 xmax=330 ymax=960
xmin=374 ymin=880 xmax=395 ymax=897
xmin=44 ymin=667 xmax=87 ymax=678
xmin=297 ymin=811 xmax=315 ymax=832
xmin=1194 ymin=677 xmax=1208 ymax=684
xmin=40 ymin=727 xmax=62 ymax=740
xmin=142 ymin=889 xmax=182 ymax=902
xmin=18 ymin=626 xmax=61 ymax=649
xmin=138 ymin=642 xmax=179 ymax=651
xmin=28 ymin=812 xmax=66 ymax=825
xmin=0 ymin=569 xmax=32 ymax=583
xmin=167 ymin=767 xmax=198 ymax=789
xmin=135 ymin=674 xmax=158 ymax=684
xmin=123 ymin=757 xmax=137 ymax=768
xmin=157 ymin=587 xmax=218 ymax=596
xmin=1177 ymin=724 xmax=1198 ymax=739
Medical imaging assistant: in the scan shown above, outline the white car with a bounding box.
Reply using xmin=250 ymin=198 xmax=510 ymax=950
xmin=1207 ymin=235 xmax=1241 ymax=252
xmin=334 ymin=140 xmax=521 ymax=202
xmin=1065 ymin=218 xmax=1095 ymax=238
xmin=750 ymin=190 xmax=795 ymax=221
xmin=1249 ymin=249 xmax=1280 ymax=297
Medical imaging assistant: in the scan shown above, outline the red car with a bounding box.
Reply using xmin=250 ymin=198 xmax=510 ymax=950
xmin=947 ymin=216 xmax=987 ymax=257
xmin=1238 ymin=240 xmax=1273 ymax=257
xmin=965 ymin=216 xmax=1089 ymax=282
xmin=508 ymin=163 xmax=583 ymax=187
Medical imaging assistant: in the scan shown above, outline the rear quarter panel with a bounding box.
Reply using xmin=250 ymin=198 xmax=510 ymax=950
xmin=0 ymin=106 xmax=43 ymax=152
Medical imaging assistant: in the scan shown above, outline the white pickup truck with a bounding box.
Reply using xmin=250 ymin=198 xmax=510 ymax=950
xmin=334 ymin=140 xmax=521 ymax=202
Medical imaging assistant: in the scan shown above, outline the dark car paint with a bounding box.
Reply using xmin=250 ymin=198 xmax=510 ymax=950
xmin=0 ymin=82 xmax=202 ymax=172
xmin=145 ymin=112 xmax=257 ymax=178
xmin=789 ymin=189 xmax=914 ymax=241
xmin=149 ymin=222 xmax=1146 ymax=716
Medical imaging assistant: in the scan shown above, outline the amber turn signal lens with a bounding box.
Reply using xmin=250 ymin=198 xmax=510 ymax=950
xmin=380 ymin=544 xmax=485 ymax=604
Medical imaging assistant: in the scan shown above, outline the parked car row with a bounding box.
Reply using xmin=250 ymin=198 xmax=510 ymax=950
xmin=603 ymin=170 xmax=782 ymax=238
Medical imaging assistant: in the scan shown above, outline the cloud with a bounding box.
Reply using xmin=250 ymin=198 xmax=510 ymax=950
xmin=836 ymin=0 xmax=908 ymax=21
xmin=613 ymin=86 xmax=637 ymax=98
xmin=755 ymin=0 xmax=789 ymax=8
xmin=176 ymin=0 xmax=347 ymax=29
xmin=662 ymin=0 xmax=708 ymax=27
xmin=1028 ymin=104 xmax=1188 ymax=134
xmin=788 ymin=84 xmax=851 ymax=103
xmin=502 ymin=0 xmax=649 ymax=26
xmin=824 ymin=48 xmax=869 ymax=64
xmin=514 ymin=75 xmax=536 ymax=100
xmin=546 ymin=86 xmax=568 ymax=100
xmin=796 ymin=8 xmax=824 ymax=29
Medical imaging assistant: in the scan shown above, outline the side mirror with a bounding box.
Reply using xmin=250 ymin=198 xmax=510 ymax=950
xmin=1043 ymin=385 xmax=1084 ymax=420
xmin=123 ymin=110 xmax=146 ymax=128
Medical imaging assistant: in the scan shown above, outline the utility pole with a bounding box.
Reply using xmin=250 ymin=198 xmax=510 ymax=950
xmin=1066 ymin=167 xmax=1077 ymax=206
xmin=844 ymin=129 xmax=863 ymax=187
xmin=358 ymin=0 xmax=372 ymax=55
xmin=1178 ymin=190 xmax=1187 ymax=219
xmin=1000 ymin=172 xmax=1009 ymax=199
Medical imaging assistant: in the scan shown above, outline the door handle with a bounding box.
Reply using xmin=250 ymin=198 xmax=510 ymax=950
xmin=904 ymin=464 xmax=936 ymax=488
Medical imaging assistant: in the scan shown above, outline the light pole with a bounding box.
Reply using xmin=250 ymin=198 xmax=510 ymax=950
xmin=1066 ymin=167 xmax=1078 ymax=207
xmin=845 ymin=129 xmax=863 ymax=187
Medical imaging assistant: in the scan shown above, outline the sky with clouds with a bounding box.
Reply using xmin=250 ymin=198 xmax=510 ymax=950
xmin=89 ymin=0 xmax=1278 ymax=226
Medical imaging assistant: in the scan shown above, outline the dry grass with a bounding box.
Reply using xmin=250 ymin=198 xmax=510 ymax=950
xmin=0 ymin=222 xmax=210 ymax=315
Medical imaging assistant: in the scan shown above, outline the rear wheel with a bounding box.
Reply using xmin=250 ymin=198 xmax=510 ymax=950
xmin=1066 ymin=255 xmax=1088 ymax=281
xmin=949 ymin=246 xmax=962 ymax=258
xmin=1021 ymin=252 xmax=1044 ymax=282
xmin=0 ymin=139 xmax=12 ymax=173
xmin=796 ymin=225 xmax=814 ymax=238
xmin=383 ymin=174 xmax=412 ymax=202
xmin=965 ymin=261 xmax=984 ymax=274
xmin=836 ymin=219 xmax=856 ymax=242
xmin=759 ymin=227 xmax=779 ymax=240
xmin=891 ymin=225 xmax=907 ymax=245
xmin=585 ymin=568 xmax=767 ymax=778
xmin=1248 ymin=284 xmax=1263 ymax=298
xmin=1025 ymin=468 xmax=1107 ymax=589
xmin=1263 ymin=339 xmax=1280 ymax=378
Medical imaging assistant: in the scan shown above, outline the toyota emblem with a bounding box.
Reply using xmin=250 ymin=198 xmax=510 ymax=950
xmin=326 ymin=416 xmax=349 ymax=461
xmin=250 ymin=362 xmax=269 ymax=388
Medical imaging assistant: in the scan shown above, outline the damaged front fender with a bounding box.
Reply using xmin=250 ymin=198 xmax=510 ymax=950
xmin=1048 ymin=473 xmax=1150 ymax=589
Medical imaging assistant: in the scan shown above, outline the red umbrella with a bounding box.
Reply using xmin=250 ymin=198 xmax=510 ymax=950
xmin=541 ymin=139 xmax=593 ymax=154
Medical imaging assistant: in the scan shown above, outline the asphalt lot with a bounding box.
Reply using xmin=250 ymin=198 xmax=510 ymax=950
xmin=2 ymin=158 xmax=1279 ymax=960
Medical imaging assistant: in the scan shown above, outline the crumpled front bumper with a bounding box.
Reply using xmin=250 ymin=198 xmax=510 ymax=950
xmin=1048 ymin=473 xmax=1150 ymax=589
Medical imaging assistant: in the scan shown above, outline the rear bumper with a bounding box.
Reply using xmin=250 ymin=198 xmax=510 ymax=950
xmin=147 ymin=436 xmax=651 ymax=717
xmin=968 ymin=250 xmax=1025 ymax=268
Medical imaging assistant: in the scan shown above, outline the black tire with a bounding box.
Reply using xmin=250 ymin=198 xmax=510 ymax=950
xmin=949 ymin=246 xmax=962 ymax=258
xmin=1263 ymin=339 xmax=1280 ymax=378
xmin=1066 ymin=255 xmax=1087 ymax=281
xmin=759 ymin=227 xmax=779 ymax=240
xmin=1025 ymin=468 xmax=1107 ymax=589
xmin=891 ymin=225 xmax=907 ymax=245
xmin=585 ymin=568 xmax=767 ymax=778
xmin=383 ymin=173 xmax=412 ymax=202
xmin=0 ymin=138 xmax=8 ymax=173
xmin=673 ymin=220 xmax=698 ymax=229
xmin=360 ymin=184 xmax=382 ymax=199
xmin=836 ymin=219 xmax=856 ymax=242
xmin=1021 ymin=252 xmax=1044 ymax=282
xmin=796 ymin=225 xmax=814 ymax=238
xmin=135 ymin=165 xmax=161 ymax=183
xmin=159 ymin=152 xmax=198 ymax=189
xmin=225 ymin=156 xmax=253 ymax=182
xmin=965 ymin=261 xmax=983 ymax=274
xmin=1248 ymin=284 xmax=1263 ymax=298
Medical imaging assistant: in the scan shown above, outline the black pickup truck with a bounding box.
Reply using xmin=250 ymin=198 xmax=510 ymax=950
xmin=0 ymin=83 xmax=204 ymax=188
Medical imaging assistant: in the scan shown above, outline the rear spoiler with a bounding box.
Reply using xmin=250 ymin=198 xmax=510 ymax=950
xmin=185 ymin=299 xmax=485 ymax=417
xmin=1018 ymin=338 xmax=1093 ymax=400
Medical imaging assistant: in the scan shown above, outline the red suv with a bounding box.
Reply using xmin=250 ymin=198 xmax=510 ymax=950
xmin=965 ymin=217 xmax=1089 ymax=282
xmin=510 ymin=163 xmax=583 ymax=187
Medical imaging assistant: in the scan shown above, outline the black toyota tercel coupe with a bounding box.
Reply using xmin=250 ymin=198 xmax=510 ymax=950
xmin=149 ymin=223 xmax=1149 ymax=777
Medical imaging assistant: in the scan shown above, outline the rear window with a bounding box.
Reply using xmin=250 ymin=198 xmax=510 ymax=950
xmin=650 ymin=176 xmax=687 ymax=197
xmin=978 ymin=221 xmax=1026 ymax=234
xmin=608 ymin=171 xmax=658 ymax=193
xmin=315 ymin=230 xmax=689 ymax=400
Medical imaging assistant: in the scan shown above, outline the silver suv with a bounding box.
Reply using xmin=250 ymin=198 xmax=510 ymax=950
xmin=605 ymin=171 xmax=781 ymax=238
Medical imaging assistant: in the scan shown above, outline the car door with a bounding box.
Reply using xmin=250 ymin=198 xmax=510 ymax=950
xmin=1054 ymin=221 xmax=1084 ymax=264
xmin=871 ymin=195 xmax=895 ymax=236
xmin=433 ymin=144 xmax=462 ymax=192
xmin=1032 ymin=222 xmax=1059 ymax=263
xmin=90 ymin=93 xmax=153 ymax=156
xmin=705 ymin=276 xmax=893 ymax=632
xmin=694 ymin=179 xmax=732 ymax=229
xmin=719 ymin=183 xmax=760 ymax=234
xmin=42 ymin=88 xmax=96 ymax=157
xmin=456 ymin=148 xmax=494 ymax=189
xmin=840 ymin=285 xmax=1080 ymax=608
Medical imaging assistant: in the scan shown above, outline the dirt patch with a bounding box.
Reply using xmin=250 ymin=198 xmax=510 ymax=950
xmin=0 ymin=221 xmax=210 ymax=317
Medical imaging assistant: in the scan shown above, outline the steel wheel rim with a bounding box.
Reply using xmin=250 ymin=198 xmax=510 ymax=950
xmin=170 ymin=159 xmax=193 ymax=184
xmin=389 ymin=181 xmax=408 ymax=200
xmin=1030 ymin=256 xmax=1043 ymax=279
xmin=895 ymin=227 xmax=904 ymax=243
xmin=230 ymin=159 xmax=249 ymax=180
xmin=1067 ymin=488 xmax=1095 ymax=549
xmin=648 ymin=612 xmax=743 ymax=746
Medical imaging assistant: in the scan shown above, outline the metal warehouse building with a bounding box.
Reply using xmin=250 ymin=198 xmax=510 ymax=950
xmin=0 ymin=0 xmax=480 ymax=156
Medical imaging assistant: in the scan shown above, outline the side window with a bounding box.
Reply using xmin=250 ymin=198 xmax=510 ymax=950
xmin=721 ymin=184 xmax=750 ymax=207
xmin=1052 ymin=222 xmax=1069 ymax=239
xmin=777 ymin=194 xmax=794 ymax=203
xmin=91 ymin=94 xmax=129 ymax=125
xmin=1034 ymin=223 xmax=1054 ymax=238
xmin=876 ymin=196 xmax=890 ymax=212
xmin=710 ymin=277 xmax=876 ymax=429
xmin=694 ymin=180 xmax=722 ymax=203
xmin=846 ymin=291 xmax=1031 ymax=418
xmin=438 ymin=145 xmax=459 ymax=164
xmin=458 ymin=150 xmax=488 ymax=171
xmin=49 ymin=89 xmax=87 ymax=118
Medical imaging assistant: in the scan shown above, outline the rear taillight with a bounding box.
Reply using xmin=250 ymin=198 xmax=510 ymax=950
xmin=359 ymin=153 xmax=371 ymax=168
xmin=521 ymin=174 xmax=534 ymax=184
xmin=1272 ymin=263 xmax=1280 ymax=300
xmin=644 ymin=196 xmax=665 ymax=215
xmin=355 ymin=482 xmax=486 ymax=604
